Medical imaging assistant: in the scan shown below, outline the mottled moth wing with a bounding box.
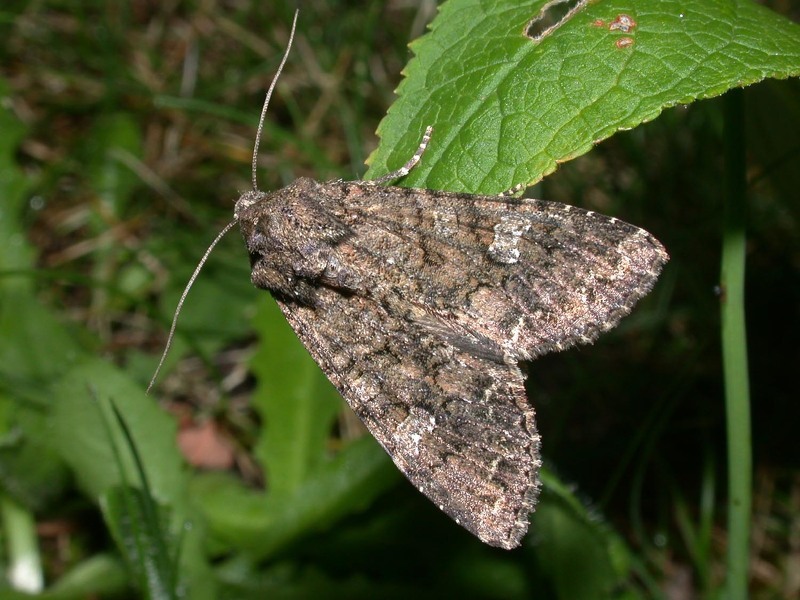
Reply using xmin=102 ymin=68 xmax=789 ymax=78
xmin=277 ymin=279 xmax=539 ymax=549
xmin=235 ymin=178 xmax=667 ymax=549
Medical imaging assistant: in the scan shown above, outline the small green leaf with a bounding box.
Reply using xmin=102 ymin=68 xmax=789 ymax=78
xmin=368 ymin=0 xmax=800 ymax=192
xmin=532 ymin=468 xmax=635 ymax=597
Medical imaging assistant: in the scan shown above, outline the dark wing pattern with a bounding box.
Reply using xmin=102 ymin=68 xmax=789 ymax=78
xmin=277 ymin=288 xmax=540 ymax=549
xmin=321 ymin=182 xmax=667 ymax=361
xmin=241 ymin=178 xmax=667 ymax=548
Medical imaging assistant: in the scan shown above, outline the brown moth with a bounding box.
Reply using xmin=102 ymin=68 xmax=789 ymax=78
xmin=151 ymin=11 xmax=667 ymax=549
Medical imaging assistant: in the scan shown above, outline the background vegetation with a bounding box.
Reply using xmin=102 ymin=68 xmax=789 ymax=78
xmin=1 ymin=0 xmax=798 ymax=598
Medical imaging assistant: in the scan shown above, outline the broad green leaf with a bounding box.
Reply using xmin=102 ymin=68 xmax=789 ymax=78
xmin=367 ymin=0 xmax=800 ymax=192
xmin=250 ymin=295 xmax=342 ymax=496
xmin=48 ymin=359 xmax=216 ymax=600
xmin=193 ymin=435 xmax=398 ymax=559
xmin=49 ymin=359 xmax=185 ymax=501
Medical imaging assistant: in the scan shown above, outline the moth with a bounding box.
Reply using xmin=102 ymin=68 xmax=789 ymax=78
xmin=150 ymin=12 xmax=668 ymax=549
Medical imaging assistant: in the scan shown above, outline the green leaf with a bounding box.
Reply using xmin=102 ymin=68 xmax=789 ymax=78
xmin=367 ymin=0 xmax=800 ymax=192
xmin=532 ymin=468 xmax=636 ymax=598
xmin=0 ymin=417 xmax=69 ymax=511
xmin=0 ymin=292 xmax=85 ymax=387
xmin=49 ymin=359 xmax=185 ymax=501
xmin=101 ymin=486 xmax=177 ymax=600
xmin=48 ymin=359 xmax=216 ymax=600
xmin=194 ymin=435 xmax=398 ymax=559
xmin=46 ymin=555 xmax=129 ymax=599
xmin=250 ymin=295 xmax=342 ymax=496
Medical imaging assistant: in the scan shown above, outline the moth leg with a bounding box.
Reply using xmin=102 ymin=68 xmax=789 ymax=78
xmin=370 ymin=125 xmax=433 ymax=184
xmin=498 ymin=182 xmax=526 ymax=197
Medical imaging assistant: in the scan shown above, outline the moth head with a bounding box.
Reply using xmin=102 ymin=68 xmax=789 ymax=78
xmin=234 ymin=190 xmax=268 ymax=219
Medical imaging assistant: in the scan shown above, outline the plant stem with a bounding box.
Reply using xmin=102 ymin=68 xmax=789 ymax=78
xmin=720 ymin=89 xmax=751 ymax=599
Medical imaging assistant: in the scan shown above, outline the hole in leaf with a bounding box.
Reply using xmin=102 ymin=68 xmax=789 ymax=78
xmin=526 ymin=0 xmax=588 ymax=41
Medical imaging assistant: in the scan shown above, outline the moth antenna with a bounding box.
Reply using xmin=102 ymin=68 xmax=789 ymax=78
xmin=147 ymin=220 xmax=238 ymax=394
xmin=251 ymin=9 xmax=299 ymax=191
xmin=148 ymin=11 xmax=300 ymax=394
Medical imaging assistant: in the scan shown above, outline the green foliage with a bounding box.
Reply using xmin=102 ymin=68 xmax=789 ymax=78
xmin=249 ymin=297 xmax=343 ymax=497
xmin=0 ymin=0 xmax=798 ymax=598
xmin=532 ymin=470 xmax=636 ymax=598
xmin=193 ymin=435 xmax=397 ymax=559
xmin=369 ymin=0 xmax=800 ymax=191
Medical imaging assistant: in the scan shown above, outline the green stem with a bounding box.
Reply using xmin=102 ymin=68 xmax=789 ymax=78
xmin=720 ymin=89 xmax=751 ymax=599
